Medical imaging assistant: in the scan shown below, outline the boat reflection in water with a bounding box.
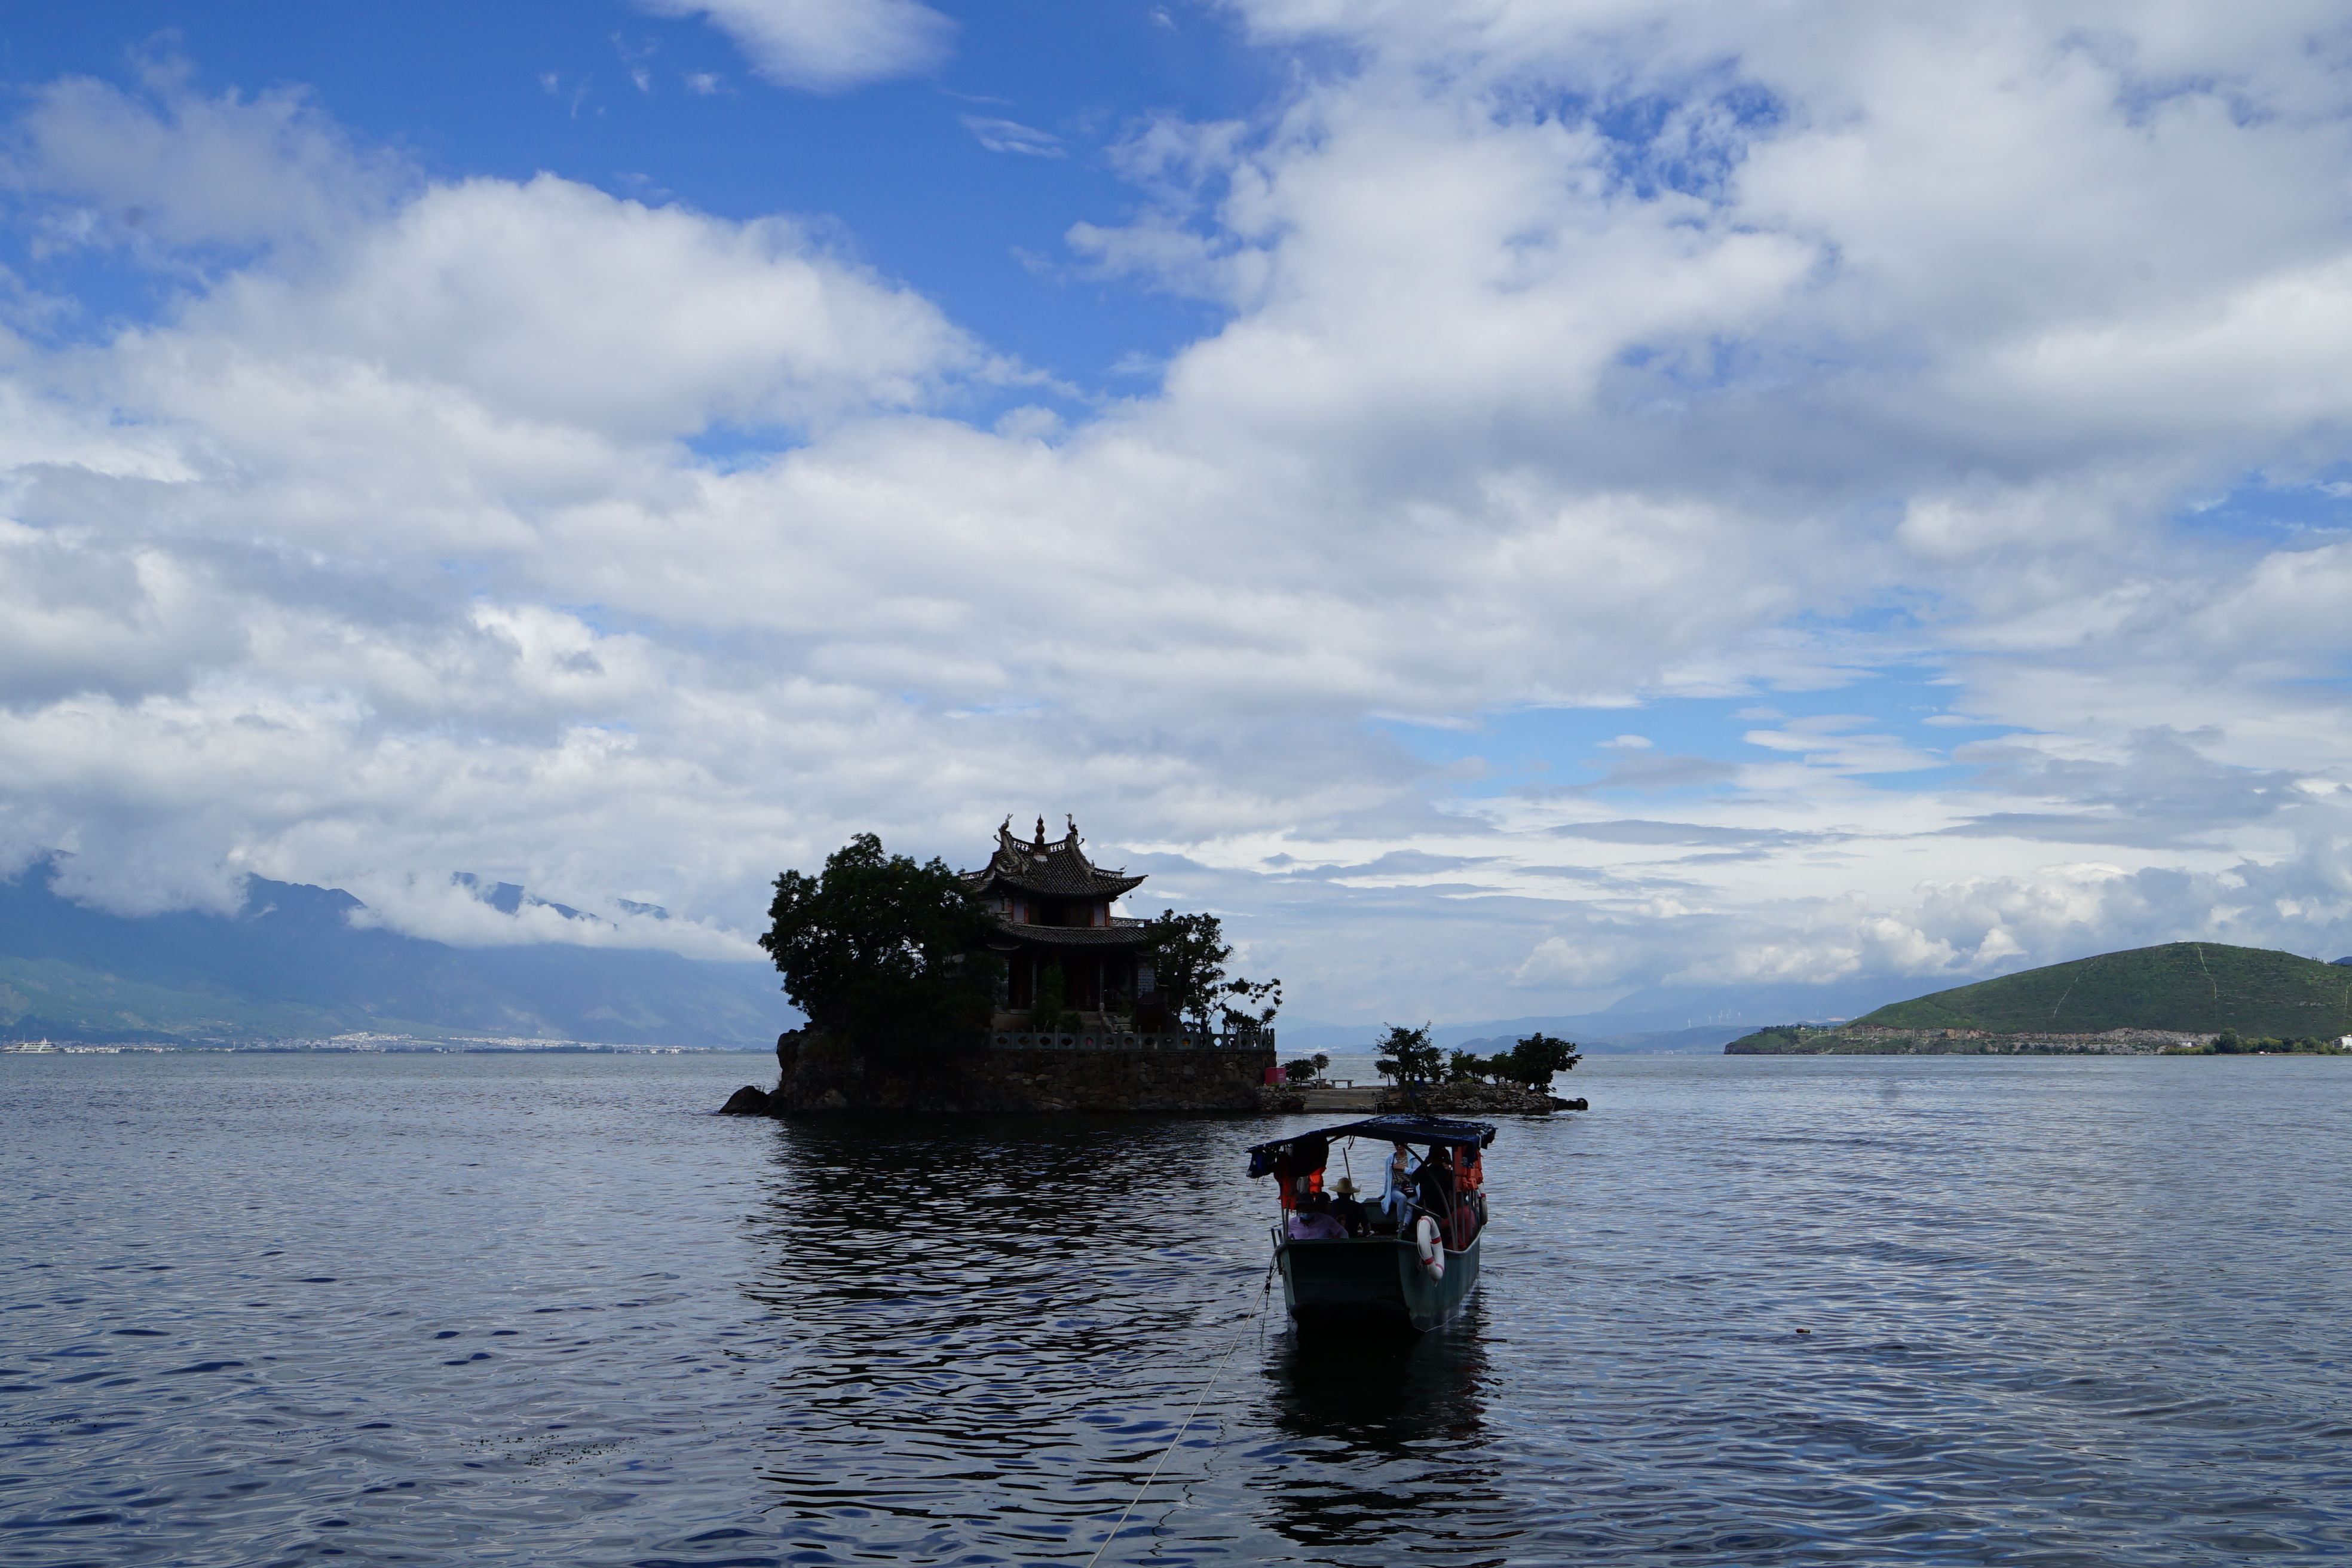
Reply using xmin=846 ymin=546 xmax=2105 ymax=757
xmin=1253 ymin=1307 xmax=1512 ymax=1560
xmin=1240 ymin=1118 xmax=1517 ymax=1557
xmin=736 ymin=1112 xmax=1514 ymax=1564
xmin=1247 ymin=1115 xmax=1500 ymax=1333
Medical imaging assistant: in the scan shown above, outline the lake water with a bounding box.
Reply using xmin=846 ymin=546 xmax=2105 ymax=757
xmin=5 ymin=1051 xmax=2349 ymax=1566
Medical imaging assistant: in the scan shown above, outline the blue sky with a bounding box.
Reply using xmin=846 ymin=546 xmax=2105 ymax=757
xmin=3 ymin=2 xmax=1260 ymax=397
xmin=5 ymin=1 xmax=2352 ymax=1022
xmin=1372 ymin=667 xmax=2001 ymax=803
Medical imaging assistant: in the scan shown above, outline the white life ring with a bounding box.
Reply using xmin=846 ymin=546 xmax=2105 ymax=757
xmin=1413 ymin=1215 xmax=1446 ymax=1281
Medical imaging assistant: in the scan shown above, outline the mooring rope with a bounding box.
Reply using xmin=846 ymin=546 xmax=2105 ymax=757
xmin=1079 ymin=1258 xmax=1277 ymax=1568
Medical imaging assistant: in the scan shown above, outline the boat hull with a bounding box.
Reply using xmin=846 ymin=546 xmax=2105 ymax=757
xmin=1273 ymin=1227 xmax=1481 ymax=1333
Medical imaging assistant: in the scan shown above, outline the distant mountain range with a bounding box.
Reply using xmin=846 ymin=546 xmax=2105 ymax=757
xmin=49 ymin=869 xmax=2333 ymax=1059
xmin=1725 ymin=942 xmax=2352 ymax=1052
xmin=0 ymin=864 xmax=791 ymax=1047
xmin=0 ymin=863 xmax=1906 ymax=1055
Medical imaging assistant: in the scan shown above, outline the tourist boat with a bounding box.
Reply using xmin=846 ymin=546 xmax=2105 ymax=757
xmin=1246 ymin=1113 xmax=1497 ymax=1333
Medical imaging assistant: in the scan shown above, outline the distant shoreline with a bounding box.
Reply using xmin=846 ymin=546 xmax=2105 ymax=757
xmin=0 ymin=1040 xmax=763 ymax=1055
xmin=1725 ymin=1025 xmax=2348 ymax=1056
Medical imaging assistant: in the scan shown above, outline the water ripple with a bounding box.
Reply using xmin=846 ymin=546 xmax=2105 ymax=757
xmin=4 ymin=1053 xmax=2350 ymax=1564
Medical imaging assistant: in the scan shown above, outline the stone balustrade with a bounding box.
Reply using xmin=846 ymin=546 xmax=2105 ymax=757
xmin=985 ymin=1029 xmax=1275 ymax=1052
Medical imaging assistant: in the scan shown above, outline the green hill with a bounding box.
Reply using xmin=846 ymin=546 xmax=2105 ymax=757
xmin=1849 ymin=942 xmax=2352 ymax=1039
xmin=0 ymin=954 xmax=369 ymax=1043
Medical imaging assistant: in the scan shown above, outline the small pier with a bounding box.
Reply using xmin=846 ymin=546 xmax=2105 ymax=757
xmin=1297 ymin=1085 xmax=1383 ymax=1111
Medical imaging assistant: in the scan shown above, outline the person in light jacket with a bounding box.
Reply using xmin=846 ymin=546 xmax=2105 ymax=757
xmin=1379 ymin=1143 xmax=1420 ymax=1229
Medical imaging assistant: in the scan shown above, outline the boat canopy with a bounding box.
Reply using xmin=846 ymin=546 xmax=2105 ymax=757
xmin=1245 ymin=1114 xmax=1497 ymax=1178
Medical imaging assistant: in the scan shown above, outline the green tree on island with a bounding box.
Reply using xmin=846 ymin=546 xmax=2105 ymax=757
xmin=1492 ymin=1032 xmax=1581 ymax=1091
xmin=759 ymin=834 xmax=1002 ymax=1057
xmin=1141 ymin=909 xmax=1281 ymax=1037
xmin=1221 ymin=975 xmax=1284 ymax=1041
xmin=1402 ymin=1030 xmax=1582 ymax=1091
xmin=1376 ymin=1024 xmax=1442 ymax=1085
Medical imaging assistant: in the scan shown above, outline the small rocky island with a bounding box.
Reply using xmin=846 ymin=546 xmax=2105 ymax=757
xmin=720 ymin=818 xmax=1279 ymax=1114
xmin=718 ymin=818 xmax=1582 ymax=1116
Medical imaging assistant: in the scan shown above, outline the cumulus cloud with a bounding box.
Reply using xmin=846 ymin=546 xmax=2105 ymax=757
xmin=641 ymin=0 xmax=954 ymax=93
xmin=7 ymin=7 xmax=2352 ymax=1016
xmin=131 ymin=173 xmax=986 ymax=443
xmin=0 ymin=57 xmax=395 ymax=258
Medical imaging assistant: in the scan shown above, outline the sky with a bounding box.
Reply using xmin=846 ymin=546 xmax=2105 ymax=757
xmin=4 ymin=0 xmax=2352 ymax=1025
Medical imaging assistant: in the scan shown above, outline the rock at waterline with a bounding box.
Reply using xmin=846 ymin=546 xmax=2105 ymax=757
xmin=716 ymin=1084 xmax=771 ymax=1116
xmin=766 ymin=1026 xmax=1272 ymax=1113
xmin=1373 ymin=1082 xmax=1564 ymax=1115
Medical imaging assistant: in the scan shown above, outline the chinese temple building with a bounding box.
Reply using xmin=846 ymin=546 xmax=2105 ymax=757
xmin=963 ymin=816 xmax=1154 ymax=1024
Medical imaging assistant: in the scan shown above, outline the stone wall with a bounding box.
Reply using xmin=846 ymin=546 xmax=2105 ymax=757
xmin=767 ymin=1029 xmax=1275 ymax=1113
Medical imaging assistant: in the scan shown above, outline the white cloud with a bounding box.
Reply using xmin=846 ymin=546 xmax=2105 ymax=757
xmin=132 ymin=172 xmax=984 ymax=443
xmin=1 ymin=60 xmax=396 ymax=257
xmin=961 ymin=117 xmax=1065 ymax=158
xmin=641 ymin=0 xmax=953 ymax=93
xmin=9 ymin=8 xmax=2352 ymax=1015
xmin=1740 ymin=716 xmax=1945 ymax=774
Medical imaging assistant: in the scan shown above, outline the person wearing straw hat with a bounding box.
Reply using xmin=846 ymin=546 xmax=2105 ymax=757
xmin=1327 ymin=1176 xmax=1368 ymax=1236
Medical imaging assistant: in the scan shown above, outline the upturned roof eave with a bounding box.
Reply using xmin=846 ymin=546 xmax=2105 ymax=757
xmin=959 ymin=817 xmax=1147 ymax=899
xmin=965 ymin=866 xmax=1148 ymax=899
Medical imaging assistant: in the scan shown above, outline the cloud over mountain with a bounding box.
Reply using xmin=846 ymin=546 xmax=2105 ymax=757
xmin=4 ymin=5 xmax=2352 ymax=1021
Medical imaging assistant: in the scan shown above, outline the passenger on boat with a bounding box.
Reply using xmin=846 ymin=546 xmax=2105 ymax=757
xmin=1424 ymin=1149 xmax=1457 ymax=1209
xmin=1379 ymin=1144 xmax=1420 ymax=1229
xmin=1328 ymin=1178 xmax=1369 ymax=1238
xmin=1456 ymin=1144 xmax=1488 ymax=1236
xmin=1284 ymin=1133 xmax=1331 ymax=1205
xmin=1285 ymin=1192 xmax=1348 ymax=1241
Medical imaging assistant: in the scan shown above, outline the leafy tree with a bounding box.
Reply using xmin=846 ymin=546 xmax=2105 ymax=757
xmin=1492 ymin=1033 xmax=1582 ymax=1090
xmin=1144 ymin=911 xmax=1230 ymax=1031
xmin=1221 ymin=975 xmax=1284 ymax=1040
xmin=760 ymin=834 xmax=1002 ymax=1057
xmin=1446 ymin=1049 xmax=1491 ymax=1083
xmin=1376 ymin=1024 xmax=1441 ymax=1085
xmin=1144 ymin=909 xmax=1282 ymax=1037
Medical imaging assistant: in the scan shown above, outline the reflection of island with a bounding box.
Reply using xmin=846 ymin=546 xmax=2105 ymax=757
xmin=1250 ymin=1312 xmax=1514 ymax=1553
xmin=737 ymin=1116 xmax=1277 ymax=1560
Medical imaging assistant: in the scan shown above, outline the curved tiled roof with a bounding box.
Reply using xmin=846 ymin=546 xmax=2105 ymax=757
xmin=962 ymin=816 xmax=1146 ymax=899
